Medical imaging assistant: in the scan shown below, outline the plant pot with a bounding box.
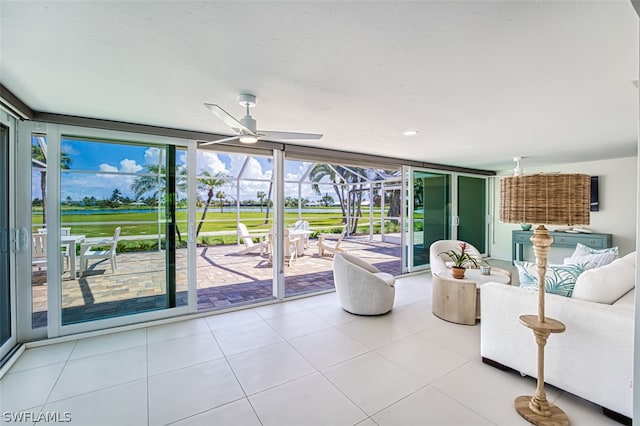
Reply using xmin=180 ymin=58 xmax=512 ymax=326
xmin=451 ymin=266 xmax=466 ymax=279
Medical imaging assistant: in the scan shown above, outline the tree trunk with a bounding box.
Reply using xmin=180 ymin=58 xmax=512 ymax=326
xmin=264 ymin=182 xmax=273 ymax=225
xmin=196 ymin=190 xmax=214 ymax=237
xmin=387 ymin=189 xmax=402 ymax=224
xmin=40 ymin=171 xmax=47 ymax=226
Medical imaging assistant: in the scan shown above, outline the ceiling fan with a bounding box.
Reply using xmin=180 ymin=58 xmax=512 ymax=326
xmin=201 ymin=93 xmax=323 ymax=146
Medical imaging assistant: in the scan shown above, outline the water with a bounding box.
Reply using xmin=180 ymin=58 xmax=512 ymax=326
xmin=57 ymin=207 xmax=346 ymax=215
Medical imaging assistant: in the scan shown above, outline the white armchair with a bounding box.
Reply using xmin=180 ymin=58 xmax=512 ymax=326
xmin=332 ymin=252 xmax=395 ymax=315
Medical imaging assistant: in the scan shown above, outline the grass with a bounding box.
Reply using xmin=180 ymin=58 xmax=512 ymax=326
xmin=34 ymin=207 xmax=401 ymax=249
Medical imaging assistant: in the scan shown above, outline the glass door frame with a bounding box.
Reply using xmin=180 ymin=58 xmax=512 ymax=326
xmin=17 ymin=121 xmax=198 ymax=338
xmin=403 ymin=166 xmax=489 ymax=273
xmin=0 ymin=112 xmax=17 ymax=362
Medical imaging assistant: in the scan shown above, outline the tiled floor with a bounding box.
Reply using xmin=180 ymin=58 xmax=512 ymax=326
xmin=2 ymin=273 xmax=620 ymax=426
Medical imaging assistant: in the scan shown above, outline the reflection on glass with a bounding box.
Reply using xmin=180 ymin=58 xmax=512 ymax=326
xmin=413 ymin=170 xmax=451 ymax=268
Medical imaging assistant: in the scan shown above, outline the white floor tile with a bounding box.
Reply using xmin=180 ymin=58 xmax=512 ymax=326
xmin=227 ymin=342 xmax=315 ymax=395
xmin=323 ymin=352 xmax=423 ymax=416
xmin=265 ymin=310 xmax=332 ymax=340
xmin=384 ymin=305 xmax=441 ymax=334
xmin=373 ymin=385 xmax=493 ymax=426
xmin=69 ymin=328 xmax=146 ymax=360
xmin=0 ymin=363 xmax=64 ymax=412
xmin=42 ymin=379 xmax=147 ymax=426
xmin=148 ymin=332 xmax=223 ymax=375
xmin=294 ymin=292 xmax=338 ymax=310
xmin=554 ymin=392 xmax=624 ymax=426
xmin=376 ymin=334 xmax=469 ymax=384
xmin=147 ymin=318 xmax=210 ymax=344
xmin=213 ymin=319 xmax=284 ymax=355
xmin=309 ymin=304 xmax=361 ymax=326
xmin=253 ymin=300 xmax=307 ymax=319
xmin=250 ymin=372 xmax=367 ymax=426
xmin=419 ymin=320 xmax=481 ymax=360
xmin=172 ymin=399 xmax=261 ymax=426
xmin=338 ymin=316 xmax=412 ymax=349
xmin=9 ymin=341 xmax=75 ymax=372
xmin=393 ymin=287 xmax=429 ymax=307
xmin=204 ymin=309 xmax=263 ymax=331
xmin=289 ymin=327 xmax=369 ymax=370
xmin=49 ymin=346 xmax=147 ymax=402
xmin=432 ymin=359 xmax=556 ymax=426
xmin=148 ymin=358 xmax=244 ymax=426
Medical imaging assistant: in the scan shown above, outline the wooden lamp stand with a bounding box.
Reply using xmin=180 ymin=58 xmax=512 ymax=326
xmin=514 ymin=225 xmax=569 ymax=426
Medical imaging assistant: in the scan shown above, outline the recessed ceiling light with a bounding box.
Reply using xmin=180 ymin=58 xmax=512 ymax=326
xmin=403 ymin=129 xmax=419 ymax=136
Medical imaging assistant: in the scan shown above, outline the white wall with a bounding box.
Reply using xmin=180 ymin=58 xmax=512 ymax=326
xmin=490 ymin=156 xmax=638 ymax=263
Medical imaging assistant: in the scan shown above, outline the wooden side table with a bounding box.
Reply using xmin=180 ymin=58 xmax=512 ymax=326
xmin=432 ymin=268 xmax=511 ymax=325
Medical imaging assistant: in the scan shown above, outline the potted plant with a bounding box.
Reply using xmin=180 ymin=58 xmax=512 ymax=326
xmin=441 ymin=242 xmax=479 ymax=279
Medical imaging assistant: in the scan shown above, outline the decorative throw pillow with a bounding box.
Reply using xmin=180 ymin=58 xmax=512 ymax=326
xmin=572 ymin=254 xmax=636 ymax=304
xmin=564 ymin=243 xmax=618 ymax=269
xmin=514 ymin=260 xmax=585 ymax=297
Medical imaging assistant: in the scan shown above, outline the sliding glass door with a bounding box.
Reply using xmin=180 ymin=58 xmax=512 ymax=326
xmin=0 ymin=122 xmax=16 ymax=361
xmin=409 ymin=169 xmax=452 ymax=271
xmin=404 ymin=168 xmax=487 ymax=272
xmin=457 ymin=175 xmax=487 ymax=254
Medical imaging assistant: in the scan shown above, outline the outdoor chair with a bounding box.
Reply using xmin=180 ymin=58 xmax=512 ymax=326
xmin=293 ymin=219 xmax=310 ymax=248
xmin=31 ymin=233 xmax=48 ymax=271
xmin=267 ymin=228 xmax=300 ymax=267
xmin=318 ymin=227 xmax=346 ymax=257
xmin=237 ymin=223 xmax=268 ymax=256
xmin=80 ymin=227 xmax=121 ymax=275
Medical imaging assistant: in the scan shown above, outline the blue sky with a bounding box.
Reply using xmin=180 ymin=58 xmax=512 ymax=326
xmin=33 ymin=137 xmax=336 ymax=202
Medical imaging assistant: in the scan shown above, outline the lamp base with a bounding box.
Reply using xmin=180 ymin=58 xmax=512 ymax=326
xmin=515 ymin=396 xmax=569 ymax=426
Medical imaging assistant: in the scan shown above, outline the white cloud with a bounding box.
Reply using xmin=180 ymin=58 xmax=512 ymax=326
xmin=99 ymin=163 xmax=118 ymax=173
xmin=120 ymin=159 xmax=143 ymax=173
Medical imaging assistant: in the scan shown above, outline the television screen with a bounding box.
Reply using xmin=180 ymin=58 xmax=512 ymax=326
xmin=590 ymin=176 xmax=599 ymax=212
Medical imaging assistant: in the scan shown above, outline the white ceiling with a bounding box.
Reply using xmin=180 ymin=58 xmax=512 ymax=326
xmin=1 ymin=1 xmax=637 ymax=172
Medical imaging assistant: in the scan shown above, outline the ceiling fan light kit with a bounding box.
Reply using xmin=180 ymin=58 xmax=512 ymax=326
xmin=201 ymin=93 xmax=323 ymax=146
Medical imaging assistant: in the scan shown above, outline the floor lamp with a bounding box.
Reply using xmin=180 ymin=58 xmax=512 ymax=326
xmin=500 ymin=173 xmax=591 ymax=426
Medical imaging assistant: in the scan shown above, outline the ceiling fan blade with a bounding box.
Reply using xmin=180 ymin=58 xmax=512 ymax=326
xmin=258 ymin=130 xmax=323 ymax=140
xmin=199 ymin=135 xmax=240 ymax=146
xmin=203 ymin=103 xmax=254 ymax=135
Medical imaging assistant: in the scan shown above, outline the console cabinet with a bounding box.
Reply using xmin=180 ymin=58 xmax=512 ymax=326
xmin=512 ymin=230 xmax=613 ymax=262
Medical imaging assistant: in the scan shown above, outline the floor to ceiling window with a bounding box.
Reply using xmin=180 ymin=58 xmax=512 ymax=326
xmin=56 ymin=137 xmax=188 ymax=325
xmin=0 ymin=121 xmax=16 ymax=361
xmin=194 ymin=147 xmax=276 ymax=310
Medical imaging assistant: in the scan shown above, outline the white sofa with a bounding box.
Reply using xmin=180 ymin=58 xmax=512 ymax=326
xmin=480 ymin=253 xmax=636 ymax=419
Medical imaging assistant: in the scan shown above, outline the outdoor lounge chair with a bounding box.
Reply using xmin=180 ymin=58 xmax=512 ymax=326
xmin=293 ymin=219 xmax=310 ymax=248
xmin=237 ymin=223 xmax=268 ymax=256
xmin=318 ymin=227 xmax=346 ymax=257
xmin=267 ymin=228 xmax=300 ymax=267
xmin=80 ymin=227 xmax=121 ymax=275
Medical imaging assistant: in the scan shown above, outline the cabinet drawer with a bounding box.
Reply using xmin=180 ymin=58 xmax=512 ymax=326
xmin=554 ymin=235 xmax=603 ymax=248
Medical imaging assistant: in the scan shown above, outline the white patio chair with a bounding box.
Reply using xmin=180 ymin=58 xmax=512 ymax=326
xmin=318 ymin=227 xmax=347 ymax=257
xmin=237 ymin=223 xmax=268 ymax=255
xmin=80 ymin=227 xmax=121 ymax=275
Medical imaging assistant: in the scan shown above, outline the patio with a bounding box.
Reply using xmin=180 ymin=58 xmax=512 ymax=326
xmin=31 ymin=235 xmax=402 ymax=327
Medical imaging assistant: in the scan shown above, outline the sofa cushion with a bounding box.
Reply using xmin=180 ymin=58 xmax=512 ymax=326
xmin=514 ymin=260 xmax=585 ymax=297
xmin=572 ymin=254 xmax=636 ymax=304
xmin=564 ymin=243 xmax=618 ymax=270
xmin=373 ymin=272 xmax=395 ymax=286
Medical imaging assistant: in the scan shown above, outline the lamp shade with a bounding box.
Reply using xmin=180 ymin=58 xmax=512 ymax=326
xmin=500 ymin=173 xmax=590 ymax=226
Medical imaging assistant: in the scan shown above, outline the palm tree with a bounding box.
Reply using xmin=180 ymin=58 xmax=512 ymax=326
xmin=256 ymin=190 xmax=266 ymax=212
xmin=216 ymin=190 xmax=226 ymax=213
xmin=309 ymin=164 xmax=347 ymax=224
xmin=196 ymin=171 xmax=230 ymax=237
xmin=32 ymin=141 xmax=72 ymax=226
xmin=131 ymin=163 xmax=187 ymax=242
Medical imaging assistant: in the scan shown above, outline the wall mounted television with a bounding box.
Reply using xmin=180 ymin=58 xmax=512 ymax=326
xmin=590 ymin=176 xmax=599 ymax=212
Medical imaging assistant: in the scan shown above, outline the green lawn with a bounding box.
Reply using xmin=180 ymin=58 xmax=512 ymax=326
xmin=33 ymin=207 xmax=401 ymax=251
